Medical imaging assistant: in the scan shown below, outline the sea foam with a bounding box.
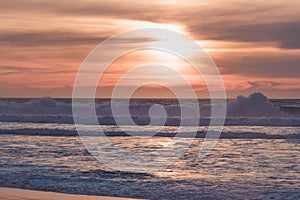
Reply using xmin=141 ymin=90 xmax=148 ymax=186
xmin=0 ymin=93 xmax=299 ymax=126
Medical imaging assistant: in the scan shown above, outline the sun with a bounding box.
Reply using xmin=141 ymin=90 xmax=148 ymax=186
xmin=140 ymin=49 xmax=187 ymax=71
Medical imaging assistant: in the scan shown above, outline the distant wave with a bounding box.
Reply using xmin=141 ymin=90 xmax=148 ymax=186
xmin=0 ymin=115 xmax=299 ymax=126
xmin=1 ymin=121 xmax=299 ymax=139
xmin=1 ymin=126 xmax=299 ymax=139
xmin=0 ymin=93 xmax=299 ymax=126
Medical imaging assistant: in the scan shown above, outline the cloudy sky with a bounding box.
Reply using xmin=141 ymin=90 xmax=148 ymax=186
xmin=0 ymin=0 xmax=299 ymax=98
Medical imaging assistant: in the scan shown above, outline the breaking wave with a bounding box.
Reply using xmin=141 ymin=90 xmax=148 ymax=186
xmin=0 ymin=93 xmax=299 ymax=126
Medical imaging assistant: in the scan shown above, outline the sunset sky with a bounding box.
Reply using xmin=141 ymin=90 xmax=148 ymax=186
xmin=0 ymin=0 xmax=299 ymax=98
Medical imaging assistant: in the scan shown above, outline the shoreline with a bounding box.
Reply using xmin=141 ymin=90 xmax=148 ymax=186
xmin=0 ymin=187 xmax=139 ymax=200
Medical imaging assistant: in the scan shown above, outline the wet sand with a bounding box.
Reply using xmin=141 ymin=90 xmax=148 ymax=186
xmin=0 ymin=187 xmax=139 ymax=200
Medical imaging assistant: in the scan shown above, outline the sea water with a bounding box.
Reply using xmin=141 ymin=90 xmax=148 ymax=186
xmin=0 ymin=94 xmax=299 ymax=199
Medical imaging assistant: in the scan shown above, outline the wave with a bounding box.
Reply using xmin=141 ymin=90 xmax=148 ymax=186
xmin=0 ymin=115 xmax=299 ymax=126
xmin=0 ymin=93 xmax=299 ymax=126
xmin=1 ymin=125 xmax=299 ymax=139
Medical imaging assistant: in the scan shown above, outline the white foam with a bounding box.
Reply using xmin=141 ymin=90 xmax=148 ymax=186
xmin=227 ymin=92 xmax=283 ymax=117
xmin=0 ymin=93 xmax=299 ymax=126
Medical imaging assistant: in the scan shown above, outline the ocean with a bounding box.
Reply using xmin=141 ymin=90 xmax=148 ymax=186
xmin=0 ymin=94 xmax=300 ymax=199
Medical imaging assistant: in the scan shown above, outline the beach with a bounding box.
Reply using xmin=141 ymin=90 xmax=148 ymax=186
xmin=0 ymin=187 xmax=138 ymax=200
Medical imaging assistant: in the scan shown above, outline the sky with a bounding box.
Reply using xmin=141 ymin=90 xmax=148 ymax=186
xmin=0 ymin=0 xmax=299 ymax=98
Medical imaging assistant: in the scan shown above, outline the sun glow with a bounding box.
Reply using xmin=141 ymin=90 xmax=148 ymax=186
xmin=116 ymin=20 xmax=198 ymax=74
xmin=140 ymin=49 xmax=188 ymax=72
xmin=128 ymin=20 xmax=185 ymax=33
